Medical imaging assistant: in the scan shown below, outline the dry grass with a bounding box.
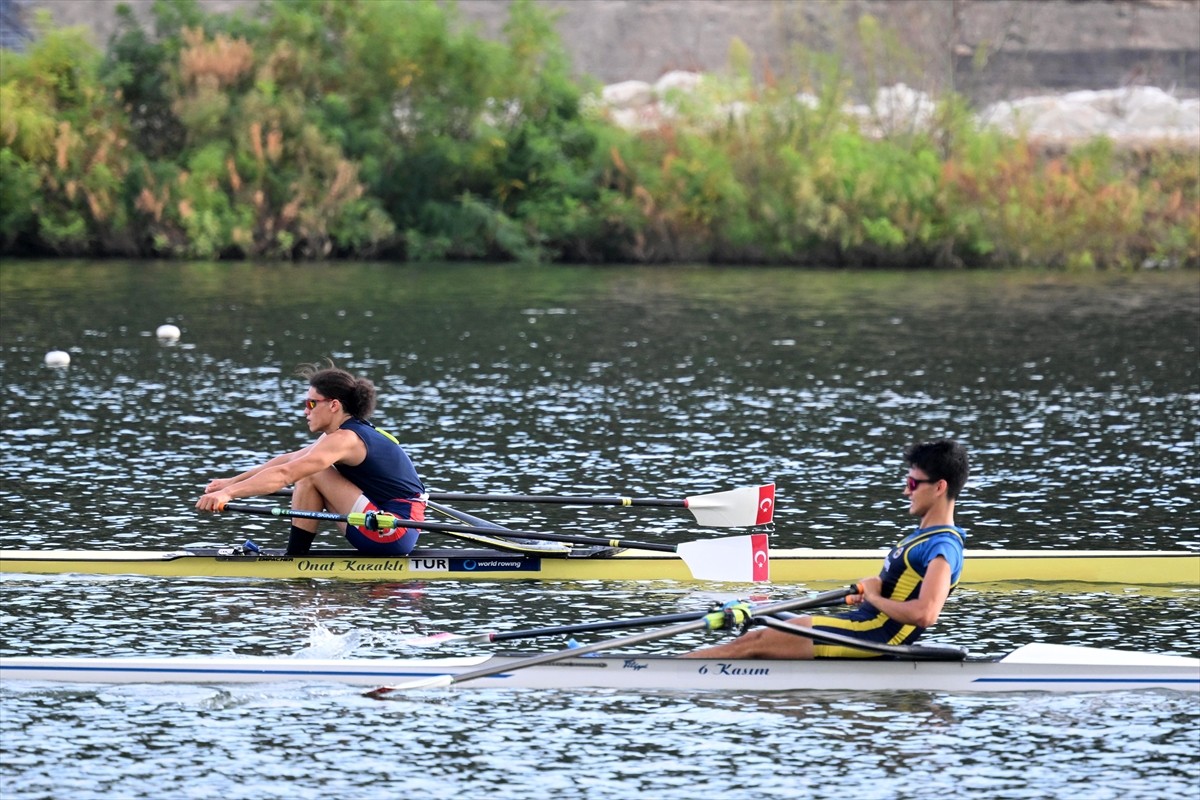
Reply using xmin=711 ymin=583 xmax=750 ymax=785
xmin=180 ymin=27 xmax=254 ymax=89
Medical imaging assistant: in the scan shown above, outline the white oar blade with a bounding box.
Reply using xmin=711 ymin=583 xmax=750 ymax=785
xmin=676 ymin=533 xmax=770 ymax=582
xmin=394 ymin=631 xmax=494 ymax=649
xmin=685 ymin=483 xmax=775 ymax=527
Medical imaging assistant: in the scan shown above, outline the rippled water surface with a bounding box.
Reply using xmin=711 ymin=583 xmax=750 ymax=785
xmin=1 ymin=261 xmax=1198 ymax=799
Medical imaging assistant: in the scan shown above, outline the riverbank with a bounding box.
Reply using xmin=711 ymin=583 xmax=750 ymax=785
xmin=1 ymin=1 xmax=1196 ymax=268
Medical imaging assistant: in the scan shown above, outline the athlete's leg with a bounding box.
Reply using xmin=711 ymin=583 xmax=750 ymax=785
xmin=294 ymin=467 xmax=362 ymax=518
xmin=681 ymin=616 xmax=817 ymax=659
xmin=286 ymin=467 xmax=363 ymax=553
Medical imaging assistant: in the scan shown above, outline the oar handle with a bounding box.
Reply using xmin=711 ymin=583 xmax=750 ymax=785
xmin=221 ymin=503 xmax=402 ymax=531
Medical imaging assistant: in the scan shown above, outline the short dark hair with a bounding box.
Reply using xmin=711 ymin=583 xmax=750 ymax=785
xmin=905 ymin=440 xmax=969 ymax=499
xmin=297 ymin=360 xmax=376 ymax=419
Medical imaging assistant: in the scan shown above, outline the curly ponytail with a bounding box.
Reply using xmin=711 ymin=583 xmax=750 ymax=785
xmin=298 ymin=359 xmax=377 ymax=419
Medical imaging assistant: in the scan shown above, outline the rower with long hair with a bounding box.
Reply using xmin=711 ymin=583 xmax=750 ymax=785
xmin=196 ymin=361 xmax=427 ymax=555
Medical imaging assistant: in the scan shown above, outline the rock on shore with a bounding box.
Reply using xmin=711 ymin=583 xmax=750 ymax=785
xmin=595 ymin=73 xmax=1200 ymax=146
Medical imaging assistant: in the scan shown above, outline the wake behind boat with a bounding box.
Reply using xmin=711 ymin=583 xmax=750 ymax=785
xmin=1 ymin=544 xmax=1197 ymax=585
xmin=2 ymin=643 xmax=1196 ymax=694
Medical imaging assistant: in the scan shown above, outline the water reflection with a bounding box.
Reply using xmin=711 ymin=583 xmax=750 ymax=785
xmin=2 ymin=676 xmax=1192 ymax=800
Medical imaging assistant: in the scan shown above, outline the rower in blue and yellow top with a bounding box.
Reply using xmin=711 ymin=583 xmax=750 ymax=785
xmin=684 ymin=439 xmax=969 ymax=659
xmin=196 ymin=361 xmax=427 ymax=556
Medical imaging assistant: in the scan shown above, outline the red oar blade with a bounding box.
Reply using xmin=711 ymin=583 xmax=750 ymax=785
xmin=684 ymin=483 xmax=775 ymax=527
xmin=366 ymin=674 xmax=454 ymax=696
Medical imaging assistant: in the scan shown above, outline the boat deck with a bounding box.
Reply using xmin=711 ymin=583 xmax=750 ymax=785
xmin=1 ymin=546 xmax=1197 ymax=585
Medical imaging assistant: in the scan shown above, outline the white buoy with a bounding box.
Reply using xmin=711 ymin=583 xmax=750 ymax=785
xmin=44 ymin=350 xmax=71 ymax=367
xmin=156 ymin=324 xmax=181 ymax=340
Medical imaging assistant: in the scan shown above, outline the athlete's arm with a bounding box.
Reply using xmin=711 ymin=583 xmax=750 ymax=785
xmin=203 ymin=446 xmax=311 ymax=493
xmin=197 ymin=432 xmax=364 ymax=510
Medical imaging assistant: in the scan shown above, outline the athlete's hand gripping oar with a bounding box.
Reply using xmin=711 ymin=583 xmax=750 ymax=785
xmin=269 ymin=483 xmax=776 ymax=527
xmin=217 ymin=503 xmax=771 ymax=582
xmin=365 ymin=585 xmax=861 ymax=696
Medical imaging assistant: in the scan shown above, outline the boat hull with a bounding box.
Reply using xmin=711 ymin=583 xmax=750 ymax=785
xmin=2 ymin=645 xmax=1196 ymax=693
xmin=1 ymin=547 xmax=1197 ymax=585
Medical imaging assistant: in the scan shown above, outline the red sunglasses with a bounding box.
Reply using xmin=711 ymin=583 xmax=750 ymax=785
xmin=906 ymin=476 xmax=938 ymax=491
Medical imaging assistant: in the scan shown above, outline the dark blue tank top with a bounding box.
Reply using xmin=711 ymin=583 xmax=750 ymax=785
xmin=333 ymin=418 xmax=425 ymax=514
xmin=840 ymin=525 xmax=965 ymax=637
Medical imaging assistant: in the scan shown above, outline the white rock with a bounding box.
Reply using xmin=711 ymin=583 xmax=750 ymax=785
xmin=156 ymin=324 xmax=181 ymax=340
xmin=601 ymin=80 xmax=656 ymax=109
xmin=594 ymin=75 xmax=1199 ymax=143
xmin=608 ymin=105 xmax=664 ymax=131
xmin=654 ymin=70 xmax=703 ymax=95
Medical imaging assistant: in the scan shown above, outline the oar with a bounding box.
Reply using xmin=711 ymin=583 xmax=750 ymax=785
xmin=431 ymin=484 xmax=776 ymax=528
xmin=366 ymin=585 xmax=860 ymax=695
xmin=394 ymin=608 xmax=742 ymax=649
xmin=269 ymin=483 xmax=776 ymax=527
xmin=218 ymin=503 xmax=771 ymax=582
xmin=393 ymin=589 xmax=880 ymax=648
